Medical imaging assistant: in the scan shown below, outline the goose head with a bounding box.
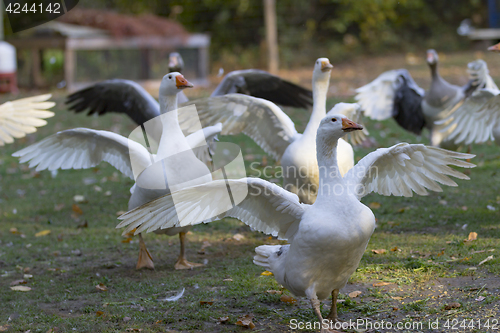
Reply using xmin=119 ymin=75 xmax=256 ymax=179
xmin=313 ymin=58 xmax=333 ymax=82
xmin=426 ymin=49 xmax=439 ymax=66
xmin=317 ymin=113 xmax=363 ymax=146
xmin=488 ymin=42 xmax=500 ymax=52
xmin=159 ymin=72 xmax=193 ymax=97
xmin=168 ymin=52 xmax=185 ymax=72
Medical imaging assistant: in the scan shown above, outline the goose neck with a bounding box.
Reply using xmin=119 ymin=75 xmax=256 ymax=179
xmin=315 ymin=135 xmax=343 ymax=200
xmin=303 ymin=80 xmax=328 ymax=137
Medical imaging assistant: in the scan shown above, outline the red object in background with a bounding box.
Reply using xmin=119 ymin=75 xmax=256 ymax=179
xmin=0 ymin=72 xmax=19 ymax=94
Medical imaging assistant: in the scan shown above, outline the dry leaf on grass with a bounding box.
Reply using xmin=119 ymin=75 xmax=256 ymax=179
xmin=10 ymin=279 xmax=27 ymax=286
xmin=77 ymin=221 xmax=88 ymax=228
xmin=0 ymin=325 xmax=10 ymax=332
xmin=373 ymin=282 xmax=392 ymax=287
xmin=96 ymin=283 xmax=107 ymax=292
xmin=444 ymin=302 xmax=461 ymax=310
xmin=223 ymin=278 xmax=233 ymax=282
xmin=200 ymin=300 xmax=214 ymax=306
xmin=280 ymin=295 xmax=297 ymax=304
xmin=121 ymin=238 xmax=132 ymax=243
xmin=478 ymin=255 xmax=494 ymax=266
xmin=391 ymin=296 xmax=403 ymax=300
xmin=390 ymin=247 xmax=399 ymax=252
xmin=73 ymin=195 xmax=87 ymax=203
xmin=260 ymin=270 xmax=273 ymax=276
xmin=369 ymin=202 xmax=381 ymax=209
xmin=95 ymin=311 xmax=104 ymax=317
xmin=125 ymin=329 xmax=142 ymax=332
xmin=464 ymin=232 xmax=478 ymax=242
xmin=475 ymin=296 xmax=486 ymax=302
xmin=9 ymin=227 xmax=20 ymax=234
xmin=10 ymin=286 xmax=31 ymax=291
xmin=348 ymin=291 xmax=362 ymax=298
xmin=232 ymin=233 xmax=245 ymax=241
xmin=218 ymin=316 xmax=230 ymax=324
xmin=266 ymin=290 xmax=282 ymax=295
xmin=235 ymin=314 xmax=255 ymax=329
xmin=72 ymin=204 xmax=83 ymax=215
xmin=371 ymin=249 xmax=386 ymax=254
xmin=198 ymin=241 xmax=212 ymax=254
xmin=35 ymin=230 xmax=51 ymax=237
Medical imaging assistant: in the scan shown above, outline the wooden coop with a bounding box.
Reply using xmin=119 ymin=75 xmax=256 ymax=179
xmin=6 ymin=9 xmax=210 ymax=92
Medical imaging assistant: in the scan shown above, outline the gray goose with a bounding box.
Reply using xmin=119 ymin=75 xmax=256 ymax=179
xmin=355 ymin=49 xmax=488 ymax=148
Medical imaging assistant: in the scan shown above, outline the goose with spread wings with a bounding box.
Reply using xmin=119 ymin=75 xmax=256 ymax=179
xmin=355 ymin=50 xmax=490 ymax=148
xmin=117 ymin=111 xmax=474 ymax=331
xmin=178 ymin=58 xmax=359 ymax=204
xmin=14 ymin=73 xmax=222 ymax=271
xmin=0 ymin=94 xmax=55 ymax=146
xmin=438 ymin=47 xmax=500 ymax=146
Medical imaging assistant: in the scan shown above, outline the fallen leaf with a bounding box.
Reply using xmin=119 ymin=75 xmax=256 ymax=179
xmin=54 ymin=204 xmax=65 ymax=211
xmin=439 ymin=200 xmax=447 ymax=206
xmin=444 ymin=302 xmax=461 ymax=310
xmin=121 ymin=238 xmax=132 ymax=243
xmin=23 ymin=274 xmax=33 ymax=279
xmin=223 ymin=278 xmax=233 ymax=282
xmin=72 ymin=204 xmax=83 ymax=215
xmin=437 ymin=250 xmax=445 ymax=256
xmin=35 ymin=230 xmax=51 ymax=237
xmin=260 ymin=270 xmax=273 ymax=276
xmin=373 ymin=282 xmax=392 ymax=287
xmin=475 ymin=296 xmax=486 ymax=302
xmin=348 ymin=291 xmax=362 ymax=298
xmin=232 ymin=233 xmax=245 ymax=241
xmin=52 ymin=251 xmax=61 ymax=257
xmin=369 ymin=202 xmax=381 ymax=209
xmin=280 ymin=295 xmax=297 ymax=304
xmin=10 ymin=286 xmax=31 ymax=291
xmin=10 ymin=280 xmax=27 ymax=286
xmin=235 ymin=314 xmax=255 ymax=329
xmin=96 ymin=283 xmax=107 ymax=292
xmin=371 ymin=249 xmax=386 ymax=254
xmin=73 ymin=195 xmax=87 ymax=203
xmin=95 ymin=311 xmax=104 ymax=317
xmin=125 ymin=329 xmax=142 ymax=332
xmin=464 ymin=232 xmax=478 ymax=242
xmin=390 ymin=247 xmax=399 ymax=252
xmin=266 ymin=290 xmax=282 ymax=295
xmin=391 ymin=296 xmax=403 ymax=300
xmin=200 ymin=300 xmax=214 ymax=305
xmin=218 ymin=316 xmax=230 ymax=324
xmin=478 ymin=255 xmax=494 ymax=266
xmin=0 ymin=325 xmax=10 ymax=332
xmin=9 ymin=227 xmax=20 ymax=234
xmin=198 ymin=240 xmax=212 ymax=254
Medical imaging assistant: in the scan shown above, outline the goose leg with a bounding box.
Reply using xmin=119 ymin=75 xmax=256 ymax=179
xmin=136 ymin=233 xmax=155 ymax=270
xmin=174 ymin=232 xmax=204 ymax=270
xmin=326 ymin=289 xmax=340 ymax=322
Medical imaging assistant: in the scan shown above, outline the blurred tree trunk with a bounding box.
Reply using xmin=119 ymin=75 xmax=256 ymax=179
xmin=264 ymin=0 xmax=278 ymax=73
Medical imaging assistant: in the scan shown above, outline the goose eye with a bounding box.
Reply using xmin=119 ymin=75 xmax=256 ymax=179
xmin=168 ymin=75 xmax=172 ymax=79
xmin=331 ymin=118 xmax=337 ymax=122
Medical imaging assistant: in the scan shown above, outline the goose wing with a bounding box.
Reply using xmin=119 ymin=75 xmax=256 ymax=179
xmin=211 ymin=69 xmax=313 ymax=109
xmin=65 ymin=79 xmax=159 ymax=125
xmin=13 ymin=128 xmax=151 ymax=179
xmin=179 ymin=94 xmax=299 ymax=160
xmin=117 ymin=177 xmax=307 ymax=241
xmin=0 ymin=94 xmax=55 ymax=146
xmin=344 ymin=143 xmax=475 ymax=199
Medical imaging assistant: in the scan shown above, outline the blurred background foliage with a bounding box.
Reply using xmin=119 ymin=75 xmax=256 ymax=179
xmin=7 ymin=0 xmax=489 ymax=70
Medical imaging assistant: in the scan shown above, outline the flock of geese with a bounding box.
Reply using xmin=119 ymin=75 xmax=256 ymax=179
xmin=5 ymin=44 xmax=500 ymax=329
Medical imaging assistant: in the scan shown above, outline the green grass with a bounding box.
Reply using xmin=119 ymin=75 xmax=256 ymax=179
xmin=1 ymin=54 xmax=500 ymax=332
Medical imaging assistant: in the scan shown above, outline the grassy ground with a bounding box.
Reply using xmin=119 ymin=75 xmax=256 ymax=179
xmin=1 ymin=51 xmax=500 ymax=333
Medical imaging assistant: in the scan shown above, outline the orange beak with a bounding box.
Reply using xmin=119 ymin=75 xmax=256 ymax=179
xmin=488 ymin=42 xmax=500 ymax=52
xmin=342 ymin=118 xmax=363 ymax=132
xmin=176 ymin=75 xmax=193 ymax=89
xmin=321 ymin=60 xmax=333 ymax=72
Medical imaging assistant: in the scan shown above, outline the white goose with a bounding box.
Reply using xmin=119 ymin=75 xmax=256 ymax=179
xmin=0 ymin=94 xmax=55 ymax=146
xmin=179 ymin=58 xmax=358 ymax=204
xmin=13 ymin=73 xmax=222 ymax=270
xmin=117 ymin=111 xmax=474 ymax=331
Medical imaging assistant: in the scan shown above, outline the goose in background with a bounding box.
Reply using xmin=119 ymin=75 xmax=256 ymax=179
xmin=117 ymin=112 xmax=474 ymax=331
xmin=14 ymin=73 xmax=222 ymax=270
xmin=355 ymin=50 xmax=490 ymax=148
xmin=0 ymin=94 xmax=55 ymax=146
xmin=65 ymin=54 xmax=312 ymax=126
xmin=178 ymin=58 xmax=357 ymax=204
xmin=438 ymin=58 xmax=500 ymax=146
